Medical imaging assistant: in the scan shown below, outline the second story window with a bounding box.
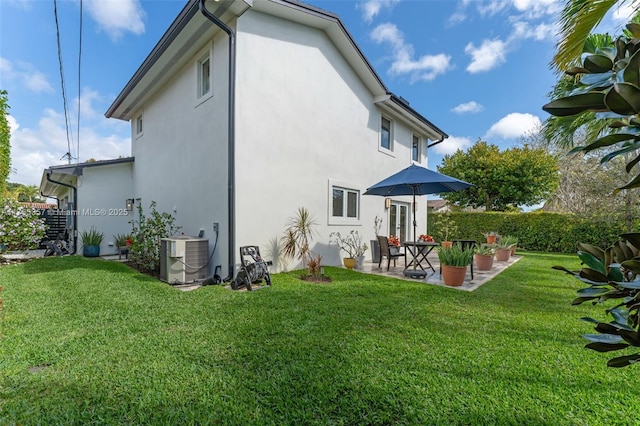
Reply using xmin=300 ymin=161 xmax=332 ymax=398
xmin=380 ymin=116 xmax=392 ymax=151
xmin=412 ymin=134 xmax=420 ymax=162
xmin=135 ymin=113 xmax=143 ymax=137
xmin=199 ymin=56 xmax=211 ymax=98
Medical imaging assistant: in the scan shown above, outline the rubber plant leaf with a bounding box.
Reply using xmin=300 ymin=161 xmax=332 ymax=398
xmin=581 ymin=133 xmax=638 ymax=153
xmin=607 ymin=353 xmax=640 ymax=368
xmin=583 ymin=333 xmax=624 ymax=344
xmin=621 ymin=233 xmax=640 ymax=251
xmin=619 ymin=329 xmax=640 ymax=346
xmin=576 ymin=287 xmax=609 ymax=297
xmin=542 ymin=92 xmax=607 ymax=117
xmin=627 ymin=22 xmax=640 ymax=38
xmin=608 ymin=265 xmax=625 ymax=283
xmin=604 ymin=82 xmax=640 ymax=115
xmin=578 ymin=250 xmax=607 ymax=275
xmin=578 ymin=243 xmax=605 ymax=261
xmin=580 ymin=71 xmax=614 ymax=89
xmin=584 ymin=54 xmax=614 ymax=73
xmin=623 ymin=49 xmax=640 ymax=87
xmin=579 ymin=268 xmax=609 ymax=283
xmin=566 ymin=67 xmax=590 ymax=75
xmin=586 ymin=342 xmax=630 ymax=352
xmin=600 ymin=142 xmax=640 ymax=164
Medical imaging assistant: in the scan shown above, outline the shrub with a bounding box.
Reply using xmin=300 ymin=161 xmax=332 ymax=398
xmin=80 ymin=227 xmax=104 ymax=247
xmin=0 ymin=201 xmax=47 ymax=251
xmin=129 ymin=201 xmax=180 ymax=274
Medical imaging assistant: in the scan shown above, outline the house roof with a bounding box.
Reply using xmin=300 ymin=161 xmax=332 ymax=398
xmin=104 ymin=0 xmax=447 ymax=140
xmin=39 ymin=157 xmax=135 ymax=198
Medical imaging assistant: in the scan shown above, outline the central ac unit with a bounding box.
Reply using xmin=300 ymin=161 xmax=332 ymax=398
xmin=159 ymin=236 xmax=209 ymax=284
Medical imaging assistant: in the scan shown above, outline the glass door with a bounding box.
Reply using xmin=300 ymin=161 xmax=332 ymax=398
xmin=388 ymin=202 xmax=409 ymax=242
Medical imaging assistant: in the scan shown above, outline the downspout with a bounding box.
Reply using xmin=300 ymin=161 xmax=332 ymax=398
xmin=199 ymin=0 xmax=236 ymax=282
xmin=427 ymin=133 xmax=447 ymax=149
xmin=45 ymin=171 xmax=77 ymax=254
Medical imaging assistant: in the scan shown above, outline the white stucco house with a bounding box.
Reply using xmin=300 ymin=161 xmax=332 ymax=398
xmin=39 ymin=0 xmax=448 ymax=280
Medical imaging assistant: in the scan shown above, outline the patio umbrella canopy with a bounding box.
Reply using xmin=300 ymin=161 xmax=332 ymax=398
xmin=364 ymin=164 xmax=473 ymax=278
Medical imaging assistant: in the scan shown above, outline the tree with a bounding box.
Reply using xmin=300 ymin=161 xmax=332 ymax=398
xmin=0 ymin=90 xmax=10 ymax=201
xmin=437 ymin=140 xmax=559 ymax=211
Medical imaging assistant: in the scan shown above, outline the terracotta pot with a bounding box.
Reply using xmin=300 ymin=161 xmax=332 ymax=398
xmin=495 ymin=248 xmax=511 ymax=261
xmin=486 ymin=235 xmax=497 ymax=244
xmin=343 ymin=257 xmax=357 ymax=269
xmin=474 ymin=253 xmax=494 ymax=271
xmin=441 ymin=241 xmax=453 ymax=249
xmin=441 ymin=265 xmax=467 ymax=286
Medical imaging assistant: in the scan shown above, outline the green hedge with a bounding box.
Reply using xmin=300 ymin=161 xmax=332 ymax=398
xmin=426 ymin=212 xmax=633 ymax=253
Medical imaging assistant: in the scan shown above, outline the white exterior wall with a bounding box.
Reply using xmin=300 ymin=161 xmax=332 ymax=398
xmin=130 ymin=31 xmax=232 ymax=274
xmin=235 ymin=11 xmax=428 ymax=269
xmin=76 ymin=163 xmax=133 ymax=255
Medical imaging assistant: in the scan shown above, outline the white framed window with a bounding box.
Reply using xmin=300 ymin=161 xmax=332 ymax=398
xmin=328 ymin=181 xmax=361 ymax=225
xmin=380 ymin=116 xmax=393 ymax=151
xmin=196 ymin=46 xmax=213 ymax=103
xmin=411 ymin=134 xmax=421 ymax=163
xmin=135 ymin=113 xmax=143 ymax=138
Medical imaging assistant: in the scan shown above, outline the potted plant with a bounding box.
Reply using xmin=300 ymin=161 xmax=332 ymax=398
xmin=387 ymin=235 xmax=401 ymax=254
xmin=371 ymin=215 xmax=382 ymax=264
xmin=437 ymin=242 xmax=473 ymax=286
xmin=330 ymin=230 xmax=368 ymax=270
xmin=81 ymin=226 xmax=104 ymax=257
xmin=495 ymin=241 xmax=512 ymax=262
xmin=502 ymin=235 xmax=518 ymax=255
xmin=484 ymin=231 xmax=499 ymax=245
xmin=474 ymin=245 xmax=495 ymax=271
xmin=114 ymin=233 xmax=133 ymax=257
xmin=438 ymin=212 xmax=458 ymax=248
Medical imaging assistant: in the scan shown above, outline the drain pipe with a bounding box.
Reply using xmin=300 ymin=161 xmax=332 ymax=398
xmin=199 ymin=0 xmax=236 ymax=282
xmin=45 ymin=171 xmax=77 ymax=254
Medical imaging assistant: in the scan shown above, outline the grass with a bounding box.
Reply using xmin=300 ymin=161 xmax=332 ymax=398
xmin=1 ymin=253 xmax=639 ymax=424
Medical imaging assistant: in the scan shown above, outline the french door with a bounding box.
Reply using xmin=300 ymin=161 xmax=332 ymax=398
xmin=388 ymin=202 xmax=410 ymax=242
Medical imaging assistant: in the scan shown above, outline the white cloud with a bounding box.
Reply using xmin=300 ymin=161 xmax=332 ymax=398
xmin=371 ymin=23 xmax=452 ymax=82
xmin=8 ymin=109 xmax=130 ymax=186
xmin=612 ymin=0 xmax=640 ymax=21
xmin=485 ymin=112 xmax=542 ymax=139
xmin=358 ymin=0 xmax=400 ymax=22
xmin=510 ymin=21 xmax=557 ymax=41
xmin=432 ymin=136 xmax=473 ymax=156
xmin=511 ymin=0 xmax=562 ymax=19
xmin=0 ymin=57 xmax=54 ymax=94
xmin=451 ymin=101 xmax=484 ymax=114
xmin=477 ymin=0 xmax=510 ymax=17
xmin=85 ymin=0 xmax=145 ymax=41
xmin=465 ymin=39 xmax=507 ymax=73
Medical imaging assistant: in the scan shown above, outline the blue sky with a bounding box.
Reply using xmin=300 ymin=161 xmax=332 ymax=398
xmin=0 ymin=0 xmax=636 ymax=186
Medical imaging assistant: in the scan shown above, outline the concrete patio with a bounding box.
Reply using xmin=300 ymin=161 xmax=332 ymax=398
xmin=360 ymin=250 xmax=522 ymax=291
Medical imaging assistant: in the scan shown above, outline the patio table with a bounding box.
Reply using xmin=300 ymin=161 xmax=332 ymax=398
xmin=402 ymin=241 xmax=439 ymax=276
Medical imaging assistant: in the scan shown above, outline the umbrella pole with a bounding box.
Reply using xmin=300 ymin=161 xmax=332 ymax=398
xmin=404 ymin=187 xmax=427 ymax=279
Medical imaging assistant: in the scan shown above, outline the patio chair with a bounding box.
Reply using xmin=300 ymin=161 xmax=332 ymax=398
xmin=377 ymin=235 xmax=406 ymax=271
xmin=439 ymin=239 xmax=476 ymax=280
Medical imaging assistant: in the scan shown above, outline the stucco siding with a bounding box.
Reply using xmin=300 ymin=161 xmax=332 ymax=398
xmin=130 ymin=31 xmax=232 ymax=273
xmin=234 ymin=10 xmax=427 ymax=268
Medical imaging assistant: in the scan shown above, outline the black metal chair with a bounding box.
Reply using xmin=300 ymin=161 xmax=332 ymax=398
xmin=377 ymin=235 xmax=406 ymax=271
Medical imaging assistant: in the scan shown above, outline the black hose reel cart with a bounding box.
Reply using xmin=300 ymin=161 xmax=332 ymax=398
xmin=232 ymin=245 xmax=272 ymax=291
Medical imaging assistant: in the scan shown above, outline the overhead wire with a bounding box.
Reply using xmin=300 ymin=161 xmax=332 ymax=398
xmin=53 ymin=0 xmax=76 ymax=164
xmin=77 ymin=0 xmax=83 ymax=163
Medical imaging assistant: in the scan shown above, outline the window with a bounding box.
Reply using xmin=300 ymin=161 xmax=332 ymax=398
xmin=412 ymin=134 xmax=420 ymax=162
xmin=198 ymin=56 xmax=211 ymax=98
xmin=380 ymin=116 xmax=392 ymax=150
xmin=135 ymin=114 xmax=143 ymax=137
xmin=332 ymin=186 xmax=359 ymax=219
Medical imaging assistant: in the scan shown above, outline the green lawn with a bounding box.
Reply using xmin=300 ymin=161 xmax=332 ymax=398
xmin=1 ymin=253 xmax=639 ymax=425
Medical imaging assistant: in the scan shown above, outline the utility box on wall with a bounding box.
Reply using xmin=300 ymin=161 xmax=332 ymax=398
xmin=159 ymin=236 xmax=209 ymax=284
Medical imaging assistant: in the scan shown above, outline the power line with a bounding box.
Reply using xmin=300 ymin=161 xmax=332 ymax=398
xmin=53 ymin=0 xmax=76 ymax=164
xmin=77 ymin=0 xmax=83 ymax=163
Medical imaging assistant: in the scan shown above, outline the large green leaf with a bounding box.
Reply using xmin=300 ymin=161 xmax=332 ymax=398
xmin=578 ymin=243 xmax=604 ymax=261
xmin=621 ymin=233 xmax=640 ymax=251
xmin=623 ymin=49 xmax=640 ymax=87
xmin=608 ymin=265 xmax=625 ymax=283
xmin=579 ymin=267 xmax=609 ymax=283
xmin=627 ymin=22 xmax=640 ymax=38
xmin=607 ymin=353 xmax=640 ymax=368
xmin=584 ymin=54 xmax=614 ymax=73
xmin=581 ymin=71 xmax=614 ymax=90
xmin=586 ymin=342 xmax=629 ymax=352
xmin=600 ymin=142 xmax=640 ymax=164
xmin=620 ymin=259 xmax=640 ymax=274
xmin=581 ymin=133 xmax=638 ymax=153
xmin=578 ymin=250 xmax=607 ymax=274
xmin=577 ymin=287 xmax=609 ymax=296
xmin=604 ymin=82 xmax=640 ymax=115
xmin=583 ymin=333 xmax=624 ymax=343
xmin=619 ymin=329 xmax=640 ymax=346
xmin=543 ymin=92 xmax=607 ymax=116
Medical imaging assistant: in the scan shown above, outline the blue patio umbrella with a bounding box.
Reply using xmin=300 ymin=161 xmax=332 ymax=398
xmin=364 ymin=164 xmax=473 ymax=277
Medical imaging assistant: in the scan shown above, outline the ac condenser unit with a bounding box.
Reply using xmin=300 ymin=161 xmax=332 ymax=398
xmin=159 ymin=236 xmax=209 ymax=284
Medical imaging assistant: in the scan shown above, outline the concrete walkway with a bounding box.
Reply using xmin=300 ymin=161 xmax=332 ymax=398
xmin=360 ymin=250 xmax=522 ymax=291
